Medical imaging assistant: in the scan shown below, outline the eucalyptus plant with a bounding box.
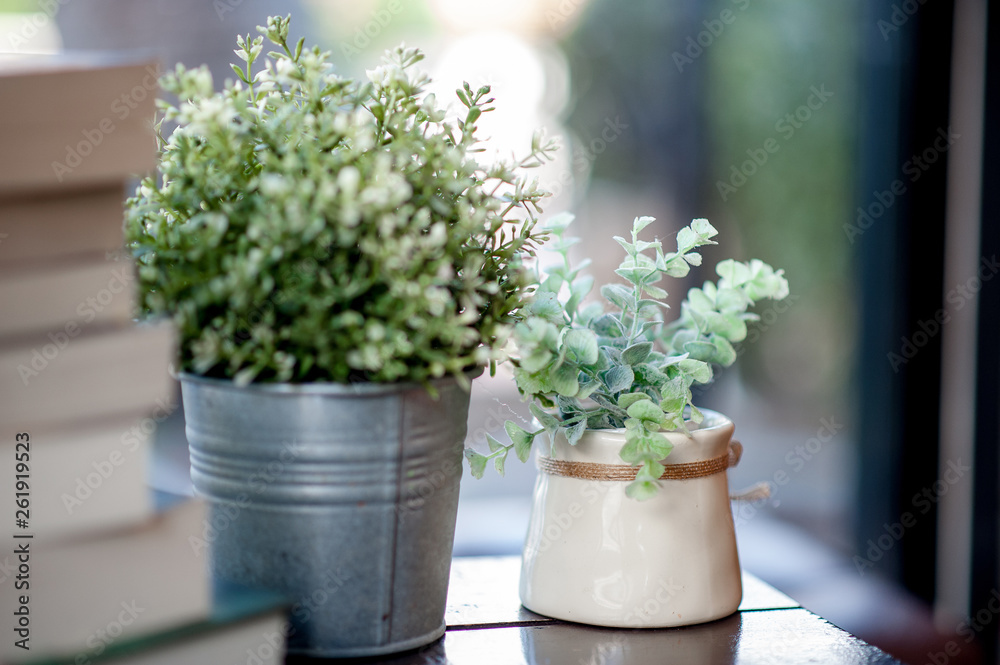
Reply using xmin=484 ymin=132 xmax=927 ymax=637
xmin=127 ymin=15 xmax=556 ymax=385
xmin=466 ymin=215 xmax=789 ymax=499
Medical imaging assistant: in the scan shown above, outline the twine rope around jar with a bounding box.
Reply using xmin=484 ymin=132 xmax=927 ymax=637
xmin=536 ymin=439 xmax=771 ymax=501
xmin=536 ymin=440 xmax=744 ymax=482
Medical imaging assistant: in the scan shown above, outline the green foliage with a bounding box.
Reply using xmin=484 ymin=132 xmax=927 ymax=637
xmin=126 ymin=15 xmax=557 ymax=386
xmin=467 ymin=215 xmax=789 ymax=498
xmin=0 ymin=0 xmax=33 ymax=12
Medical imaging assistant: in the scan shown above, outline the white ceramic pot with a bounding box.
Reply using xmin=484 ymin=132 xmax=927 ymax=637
xmin=519 ymin=408 xmax=742 ymax=628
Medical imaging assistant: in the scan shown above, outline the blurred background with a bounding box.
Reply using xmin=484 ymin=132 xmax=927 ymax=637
xmin=2 ymin=1 xmax=995 ymax=662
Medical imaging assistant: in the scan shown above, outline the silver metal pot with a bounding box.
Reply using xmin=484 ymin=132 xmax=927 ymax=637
xmin=179 ymin=371 xmax=475 ymax=658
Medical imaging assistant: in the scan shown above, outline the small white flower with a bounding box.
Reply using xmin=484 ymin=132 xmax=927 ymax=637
xmin=191 ymin=67 xmax=213 ymax=98
xmin=179 ymin=96 xmax=237 ymax=135
xmin=259 ymin=173 xmax=288 ymax=197
xmin=273 ymin=57 xmax=298 ymax=85
xmin=338 ymin=166 xmax=360 ymax=194
xmin=424 ymin=286 xmax=450 ymax=316
xmin=366 ymin=65 xmax=389 ymax=87
xmin=360 ymin=185 xmax=389 ymax=208
xmin=426 ymin=222 xmax=446 ymax=247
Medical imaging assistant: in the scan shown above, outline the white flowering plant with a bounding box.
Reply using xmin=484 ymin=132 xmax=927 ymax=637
xmin=465 ymin=215 xmax=789 ymax=499
xmin=127 ymin=16 xmax=556 ymax=385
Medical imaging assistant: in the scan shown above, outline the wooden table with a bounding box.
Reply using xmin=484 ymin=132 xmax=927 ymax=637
xmin=288 ymin=556 xmax=902 ymax=664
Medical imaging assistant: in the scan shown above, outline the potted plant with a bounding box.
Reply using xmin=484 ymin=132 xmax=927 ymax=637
xmin=466 ymin=214 xmax=789 ymax=627
xmin=126 ymin=15 xmax=557 ymax=658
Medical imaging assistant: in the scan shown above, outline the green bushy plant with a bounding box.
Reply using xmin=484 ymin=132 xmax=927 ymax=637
xmin=126 ymin=15 xmax=556 ymax=385
xmin=466 ymin=215 xmax=789 ymax=499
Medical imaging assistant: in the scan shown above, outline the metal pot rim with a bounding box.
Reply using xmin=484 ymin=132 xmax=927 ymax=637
xmin=176 ymin=366 xmax=484 ymax=396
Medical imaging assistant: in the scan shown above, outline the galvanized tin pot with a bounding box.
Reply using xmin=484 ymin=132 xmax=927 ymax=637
xmin=179 ymin=372 xmax=475 ymax=658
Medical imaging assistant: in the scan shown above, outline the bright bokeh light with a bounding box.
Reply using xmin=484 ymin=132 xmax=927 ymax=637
xmin=428 ymin=31 xmax=576 ymax=209
xmin=429 ymin=32 xmax=545 ymax=154
xmin=428 ymin=0 xmax=590 ymax=37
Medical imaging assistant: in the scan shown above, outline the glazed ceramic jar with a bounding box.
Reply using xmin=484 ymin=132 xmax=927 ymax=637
xmin=519 ymin=409 xmax=743 ymax=628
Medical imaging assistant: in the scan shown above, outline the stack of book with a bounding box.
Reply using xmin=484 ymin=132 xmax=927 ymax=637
xmin=0 ymin=55 xmax=286 ymax=665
